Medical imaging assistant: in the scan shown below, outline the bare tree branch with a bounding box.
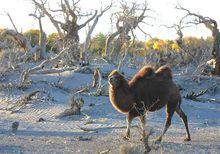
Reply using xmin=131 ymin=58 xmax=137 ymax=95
xmin=32 ymin=0 xmax=64 ymax=39
xmin=105 ymin=1 xmax=150 ymax=61
xmin=20 ymin=47 xmax=69 ymax=86
xmin=78 ymin=10 xmax=98 ymax=30
xmin=176 ymin=4 xmax=217 ymax=32
xmin=176 ymin=4 xmax=220 ymax=75
xmin=29 ymin=10 xmax=47 ymax=60
xmin=118 ymin=29 xmax=136 ymax=71
xmin=137 ymin=25 xmax=152 ymax=38
xmin=1 ymin=29 xmax=44 ymax=62
xmin=82 ymin=1 xmax=112 ymax=63
xmin=6 ymin=13 xmax=19 ymax=33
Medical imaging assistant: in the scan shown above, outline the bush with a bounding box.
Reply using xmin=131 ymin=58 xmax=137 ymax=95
xmin=23 ymin=29 xmax=40 ymax=47
xmin=46 ymin=33 xmax=60 ymax=52
xmin=89 ymin=33 xmax=107 ymax=56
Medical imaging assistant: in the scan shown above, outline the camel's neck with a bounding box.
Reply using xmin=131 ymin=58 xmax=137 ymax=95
xmin=109 ymin=81 xmax=134 ymax=114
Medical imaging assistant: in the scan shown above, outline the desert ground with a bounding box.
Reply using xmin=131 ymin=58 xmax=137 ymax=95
xmin=0 ymin=64 xmax=219 ymax=154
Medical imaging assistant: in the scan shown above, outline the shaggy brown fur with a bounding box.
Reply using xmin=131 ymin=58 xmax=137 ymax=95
xmin=155 ymin=65 xmax=172 ymax=80
xmin=108 ymin=66 xmax=191 ymax=142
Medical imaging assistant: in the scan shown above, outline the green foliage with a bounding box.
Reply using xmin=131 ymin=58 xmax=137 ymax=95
xmin=0 ymin=28 xmax=5 ymax=33
xmin=129 ymin=40 xmax=145 ymax=57
xmin=145 ymin=38 xmax=177 ymax=52
xmin=183 ymin=36 xmax=211 ymax=51
xmin=0 ymin=28 xmax=6 ymax=42
xmin=89 ymin=33 xmax=107 ymax=55
xmin=23 ymin=30 xmax=61 ymax=52
xmin=23 ymin=29 xmax=40 ymax=47
xmin=205 ymin=36 xmax=213 ymax=48
xmin=46 ymin=33 xmax=60 ymax=52
xmin=0 ymin=26 xmax=215 ymax=57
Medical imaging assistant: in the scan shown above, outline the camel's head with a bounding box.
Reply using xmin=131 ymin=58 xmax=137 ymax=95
xmin=108 ymin=70 xmax=124 ymax=88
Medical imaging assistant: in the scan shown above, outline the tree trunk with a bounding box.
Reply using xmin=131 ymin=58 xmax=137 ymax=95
xmin=61 ymin=21 xmax=80 ymax=66
xmin=212 ymin=30 xmax=220 ymax=75
xmin=104 ymin=30 xmax=121 ymax=58
xmin=110 ymin=36 xmax=123 ymax=62
xmin=36 ymin=18 xmax=46 ymax=61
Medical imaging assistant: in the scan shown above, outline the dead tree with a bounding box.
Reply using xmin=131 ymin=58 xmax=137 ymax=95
xmin=81 ymin=1 xmax=112 ymax=65
xmin=177 ymin=5 xmax=220 ymax=75
xmin=29 ymin=8 xmax=47 ymax=60
xmin=104 ymin=1 xmax=150 ymax=63
xmin=117 ymin=30 xmax=135 ymax=71
xmin=164 ymin=15 xmax=195 ymax=65
xmin=1 ymin=11 xmax=46 ymax=61
xmin=32 ymin=0 xmax=97 ymax=65
xmin=6 ymin=13 xmax=19 ymax=33
xmin=1 ymin=30 xmax=41 ymax=61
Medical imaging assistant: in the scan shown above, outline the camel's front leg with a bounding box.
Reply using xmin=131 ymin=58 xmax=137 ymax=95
xmin=123 ymin=113 xmax=134 ymax=140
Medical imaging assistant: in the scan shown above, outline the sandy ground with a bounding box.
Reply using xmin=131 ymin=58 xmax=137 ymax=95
xmin=0 ymin=66 xmax=220 ymax=154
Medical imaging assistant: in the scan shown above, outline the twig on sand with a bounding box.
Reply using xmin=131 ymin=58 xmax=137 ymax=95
xmin=78 ymin=125 xmax=99 ymax=133
xmin=98 ymin=149 xmax=110 ymax=154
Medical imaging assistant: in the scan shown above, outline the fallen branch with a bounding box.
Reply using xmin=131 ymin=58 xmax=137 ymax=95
xmin=0 ymin=82 xmax=29 ymax=90
xmin=0 ymin=90 xmax=41 ymax=112
xmin=98 ymin=149 xmax=110 ymax=154
xmin=184 ymin=89 xmax=208 ymax=101
xmin=76 ymin=136 xmax=92 ymax=141
xmin=55 ymin=96 xmax=84 ymax=118
xmin=73 ymin=86 xmax=90 ymax=95
xmin=187 ymin=97 xmax=220 ymax=103
xmin=31 ymin=66 xmax=77 ymax=74
xmin=31 ymin=66 xmax=93 ymax=75
xmin=20 ymin=48 xmax=69 ymax=86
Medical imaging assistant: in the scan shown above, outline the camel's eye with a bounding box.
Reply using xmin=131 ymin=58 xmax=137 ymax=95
xmin=109 ymin=76 xmax=116 ymax=84
xmin=108 ymin=75 xmax=120 ymax=86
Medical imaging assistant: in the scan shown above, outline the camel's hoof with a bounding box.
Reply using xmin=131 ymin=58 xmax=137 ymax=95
xmin=154 ymin=140 xmax=161 ymax=144
xmin=184 ymin=137 xmax=191 ymax=141
xmin=145 ymin=148 xmax=151 ymax=153
xmin=140 ymin=136 xmax=147 ymax=141
xmin=122 ymin=135 xmax=130 ymax=140
xmin=154 ymin=136 xmax=162 ymax=144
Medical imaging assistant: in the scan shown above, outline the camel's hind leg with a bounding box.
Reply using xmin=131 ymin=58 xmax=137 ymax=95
xmin=175 ymin=106 xmax=191 ymax=141
xmin=155 ymin=103 xmax=175 ymax=142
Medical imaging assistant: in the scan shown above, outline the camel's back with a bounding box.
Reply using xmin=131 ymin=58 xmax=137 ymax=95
xmin=140 ymin=78 xmax=179 ymax=111
xmin=155 ymin=65 xmax=172 ymax=80
xmin=130 ymin=71 xmax=180 ymax=111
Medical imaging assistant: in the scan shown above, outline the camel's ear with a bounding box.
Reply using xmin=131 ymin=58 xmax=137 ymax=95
xmin=108 ymin=70 xmax=119 ymax=78
xmin=108 ymin=72 xmax=123 ymax=88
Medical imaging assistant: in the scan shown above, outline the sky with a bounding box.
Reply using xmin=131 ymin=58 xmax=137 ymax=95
xmin=0 ymin=0 xmax=220 ymax=42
